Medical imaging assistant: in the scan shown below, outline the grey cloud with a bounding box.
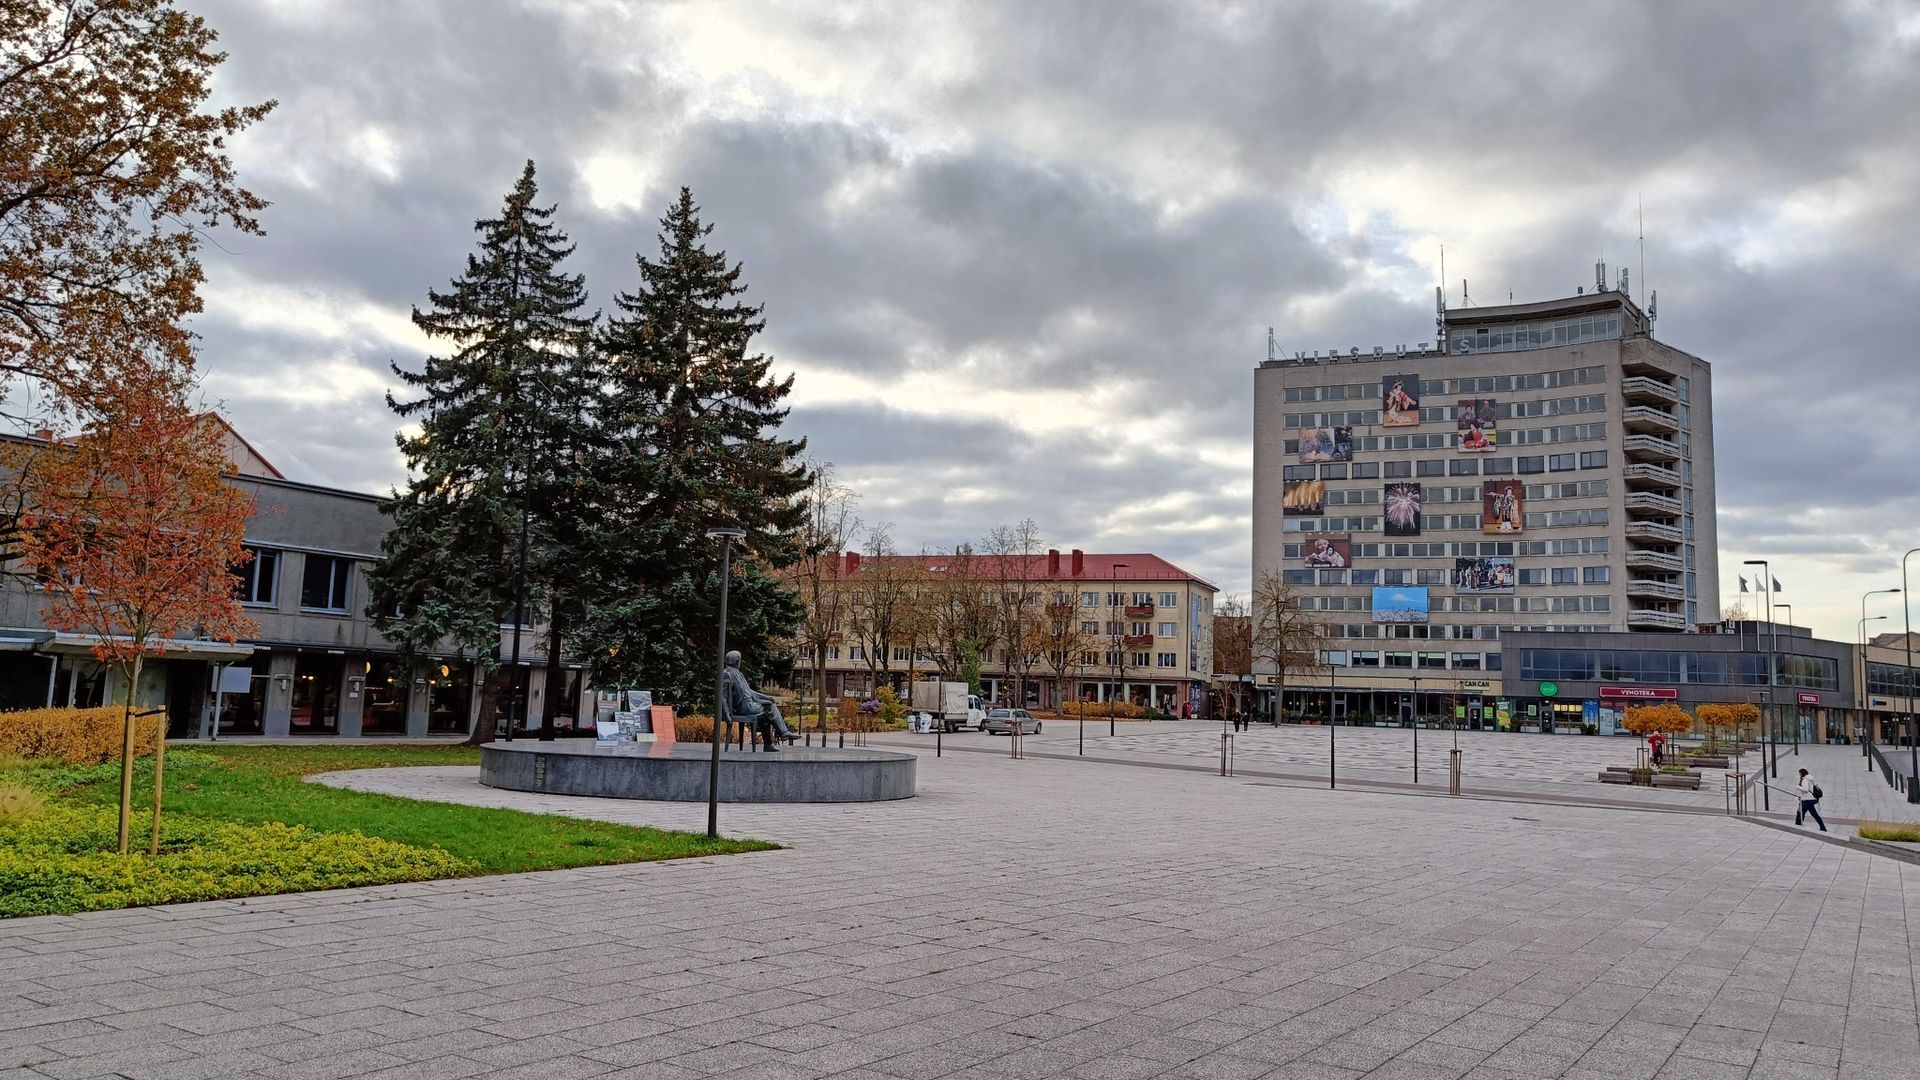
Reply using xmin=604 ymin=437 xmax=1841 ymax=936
xmin=169 ymin=0 xmax=1920 ymax=611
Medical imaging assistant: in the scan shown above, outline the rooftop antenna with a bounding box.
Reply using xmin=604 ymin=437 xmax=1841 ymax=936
xmin=1462 ymin=278 xmax=1469 ymax=306
xmin=1595 ymin=260 xmax=1606 ymax=294
xmin=1267 ymin=326 xmax=1276 ymax=362
xmin=1638 ymin=197 xmax=1646 ymax=306
xmin=1649 ymin=289 xmax=1658 ymax=323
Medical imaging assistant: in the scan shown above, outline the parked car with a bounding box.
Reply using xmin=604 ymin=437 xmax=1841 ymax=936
xmin=980 ymin=708 xmax=1041 ymax=735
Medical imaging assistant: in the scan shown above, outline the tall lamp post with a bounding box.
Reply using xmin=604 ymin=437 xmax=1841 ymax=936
xmin=705 ymin=527 xmax=746 ymax=839
xmin=1110 ymin=561 xmax=1128 ymax=737
xmin=1744 ymin=560 xmax=1777 ymax=780
xmin=1903 ymin=549 xmax=1920 ymax=798
xmin=1410 ymin=671 xmax=1421 ymax=783
xmin=1861 ymin=588 xmax=1900 ymax=745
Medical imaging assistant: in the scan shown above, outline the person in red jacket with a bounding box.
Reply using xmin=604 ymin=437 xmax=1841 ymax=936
xmin=1648 ymin=730 xmax=1666 ymax=767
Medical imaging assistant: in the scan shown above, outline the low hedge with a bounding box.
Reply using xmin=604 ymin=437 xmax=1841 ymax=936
xmin=1857 ymin=821 xmax=1920 ymax=843
xmin=0 ymin=802 xmax=478 ymax=917
xmin=0 ymin=706 xmax=162 ymax=765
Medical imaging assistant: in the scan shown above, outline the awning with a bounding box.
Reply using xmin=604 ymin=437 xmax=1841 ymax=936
xmin=34 ymin=632 xmax=254 ymax=661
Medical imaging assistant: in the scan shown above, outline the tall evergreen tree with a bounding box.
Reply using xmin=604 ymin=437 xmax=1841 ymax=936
xmin=370 ymin=161 xmax=592 ymax=743
xmin=580 ymin=188 xmax=809 ymax=707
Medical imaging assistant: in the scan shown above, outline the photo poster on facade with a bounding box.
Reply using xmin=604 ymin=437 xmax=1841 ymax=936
xmin=1304 ymin=535 xmax=1351 ymax=568
xmin=1453 ymin=555 xmax=1514 ymax=593
xmin=1384 ymin=482 xmax=1422 ymax=535
xmin=1371 ymin=586 xmax=1429 ymax=624
xmin=1482 ymin=479 xmax=1524 ymax=534
xmin=1457 ymin=397 xmax=1496 ymax=451
xmin=1382 ymin=373 xmax=1421 ymax=427
xmin=1297 ymin=426 xmax=1353 ymax=463
xmin=1496 ymin=700 xmax=1512 ymax=730
xmin=1283 ymin=478 xmax=1326 ymax=515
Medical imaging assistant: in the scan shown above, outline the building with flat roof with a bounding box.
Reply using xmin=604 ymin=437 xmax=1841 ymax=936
xmin=1252 ymin=274 xmax=1716 ymax=720
xmin=0 ymin=427 xmax=583 ymax=737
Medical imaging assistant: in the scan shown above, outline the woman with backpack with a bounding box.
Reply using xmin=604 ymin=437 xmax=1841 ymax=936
xmin=1795 ymin=769 xmax=1826 ymax=832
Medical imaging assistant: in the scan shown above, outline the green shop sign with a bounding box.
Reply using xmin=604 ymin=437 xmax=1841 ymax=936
xmin=1539 ymin=681 xmax=1559 ymax=697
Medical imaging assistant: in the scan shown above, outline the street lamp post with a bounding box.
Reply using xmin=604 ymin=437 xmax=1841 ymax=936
xmin=1745 ymin=560 xmax=1777 ymax=780
xmin=1110 ymin=562 xmax=1128 ymax=737
xmin=1410 ymin=672 xmax=1421 ymax=783
xmin=1861 ymin=588 xmax=1900 ymax=745
xmin=705 ymin=527 xmax=746 ymax=839
xmin=1903 ymin=549 xmax=1920 ymax=799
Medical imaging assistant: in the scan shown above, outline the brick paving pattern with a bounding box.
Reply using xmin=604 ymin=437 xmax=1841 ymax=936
xmin=3 ymin=737 xmax=1919 ymax=1078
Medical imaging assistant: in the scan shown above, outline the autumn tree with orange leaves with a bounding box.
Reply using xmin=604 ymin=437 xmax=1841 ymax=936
xmin=0 ymin=0 xmax=272 ymax=561
xmin=14 ymin=391 xmax=256 ymax=854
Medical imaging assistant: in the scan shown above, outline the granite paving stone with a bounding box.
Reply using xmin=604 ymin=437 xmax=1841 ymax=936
xmin=3 ymin=733 xmax=1920 ymax=1078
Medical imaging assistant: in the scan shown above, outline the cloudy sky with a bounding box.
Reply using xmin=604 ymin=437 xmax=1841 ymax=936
xmin=184 ymin=0 xmax=1920 ymax=643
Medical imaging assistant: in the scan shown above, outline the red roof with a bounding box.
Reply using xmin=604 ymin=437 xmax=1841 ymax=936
xmin=825 ymin=550 xmax=1213 ymax=587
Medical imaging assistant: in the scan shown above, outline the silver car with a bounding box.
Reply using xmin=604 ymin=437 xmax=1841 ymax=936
xmin=980 ymin=708 xmax=1041 ymax=735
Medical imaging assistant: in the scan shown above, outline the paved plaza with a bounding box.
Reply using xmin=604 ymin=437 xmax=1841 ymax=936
xmin=896 ymin=722 xmax=1920 ymax=829
xmin=4 ymin=736 xmax=1920 ymax=1079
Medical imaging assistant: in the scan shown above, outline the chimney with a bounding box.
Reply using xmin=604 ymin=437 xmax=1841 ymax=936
xmin=1047 ymin=548 xmax=1060 ymax=575
xmin=844 ymin=551 xmax=861 ymax=574
xmin=32 ymin=428 xmax=52 ymax=442
xmin=1070 ymin=549 xmax=1084 ymax=576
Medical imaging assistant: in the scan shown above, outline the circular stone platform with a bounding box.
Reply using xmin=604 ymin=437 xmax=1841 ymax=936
xmin=479 ymin=741 xmax=916 ymax=803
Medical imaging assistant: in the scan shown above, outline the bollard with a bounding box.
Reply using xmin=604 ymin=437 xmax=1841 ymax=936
xmin=1219 ymin=732 xmax=1235 ymax=777
xmin=1447 ymin=747 xmax=1462 ymax=795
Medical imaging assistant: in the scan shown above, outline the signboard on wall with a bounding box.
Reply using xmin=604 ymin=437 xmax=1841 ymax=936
xmin=1600 ymin=685 xmax=1679 ymax=700
xmin=1796 ymin=692 xmax=1819 ymax=706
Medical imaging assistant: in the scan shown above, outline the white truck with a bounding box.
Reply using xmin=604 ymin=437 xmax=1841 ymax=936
xmin=910 ymin=681 xmax=985 ymax=733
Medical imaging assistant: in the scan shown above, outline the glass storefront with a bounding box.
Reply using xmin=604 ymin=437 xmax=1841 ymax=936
xmin=426 ymin=661 xmax=471 ymax=734
xmin=362 ymin=657 xmax=407 ymax=734
xmin=291 ymin=652 xmax=342 ymax=734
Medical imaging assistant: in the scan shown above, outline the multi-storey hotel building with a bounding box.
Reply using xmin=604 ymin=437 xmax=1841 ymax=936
xmin=1252 ymin=283 xmax=1718 ymax=725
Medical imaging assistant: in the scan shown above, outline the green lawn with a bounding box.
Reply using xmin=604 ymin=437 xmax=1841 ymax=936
xmin=0 ymin=744 xmax=773 ymax=917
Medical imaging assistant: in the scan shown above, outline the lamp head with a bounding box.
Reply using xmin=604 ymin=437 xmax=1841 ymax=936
xmin=706 ymin=527 xmax=747 ymax=541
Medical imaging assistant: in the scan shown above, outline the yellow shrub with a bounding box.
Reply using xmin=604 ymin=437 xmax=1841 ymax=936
xmin=673 ymin=715 xmax=716 ymax=743
xmin=0 ymin=706 xmax=163 ymax=765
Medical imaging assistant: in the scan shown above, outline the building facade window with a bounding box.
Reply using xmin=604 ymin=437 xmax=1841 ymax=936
xmin=233 ymin=546 xmax=279 ymax=606
xmin=1158 ymin=592 xmax=1179 ymax=607
xmin=300 ymin=555 xmax=352 ymax=612
xmin=1157 ymin=622 xmax=1177 ymax=637
xmin=1156 ymin=653 xmax=1177 ymax=668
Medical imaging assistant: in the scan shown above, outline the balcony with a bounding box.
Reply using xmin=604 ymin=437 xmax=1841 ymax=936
xmin=1624 ymin=550 xmax=1685 ymax=573
xmin=1623 ymin=433 xmax=1681 ymax=462
xmin=1121 ymin=634 xmax=1154 ymax=646
xmin=1626 ymin=580 xmax=1685 ymax=601
xmin=1623 ymin=491 xmax=1683 ymax=517
xmin=1622 ymin=405 xmax=1680 ymax=434
xmin=1620 ymin=375 xmax=1681 ymax=405
xmin=1625 ymin=521 xmax=1685 ymax=544
xmin=1124 ymin=604 xmax=1155 ymax=618
xmin=1627 ymin=609 xmax=1688 ymax=632
xmin=1622 ymin=462 xmax=1682 ymax=488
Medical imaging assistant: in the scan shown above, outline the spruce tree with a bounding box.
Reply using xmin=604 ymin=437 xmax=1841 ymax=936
xmin=581 ymin=188 xmax=808 ymax=708
xmin=370 ymin=161 xmax=592 ymax=743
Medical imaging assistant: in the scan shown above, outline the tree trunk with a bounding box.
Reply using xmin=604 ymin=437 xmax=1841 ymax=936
xmin=813 ymin=643 xmax=826 ymax=740
xmin=465 ymin=667 xmax=500 ymax=746
xmin=116 ymin=655 xmax=141 ymax=855
xmin=539 ymin=615 xmax=563 ymax=741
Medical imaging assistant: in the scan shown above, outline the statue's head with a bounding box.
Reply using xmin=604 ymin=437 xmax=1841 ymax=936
xmin=724 ymin=650 xmax=743 ymax=668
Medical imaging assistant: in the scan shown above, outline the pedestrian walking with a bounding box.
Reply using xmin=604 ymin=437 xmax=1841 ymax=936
xmin=1795 ymin=768 xmax=1827 ymax=832
xmin=1648 ymin=730 xmax=1666 ymax=767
